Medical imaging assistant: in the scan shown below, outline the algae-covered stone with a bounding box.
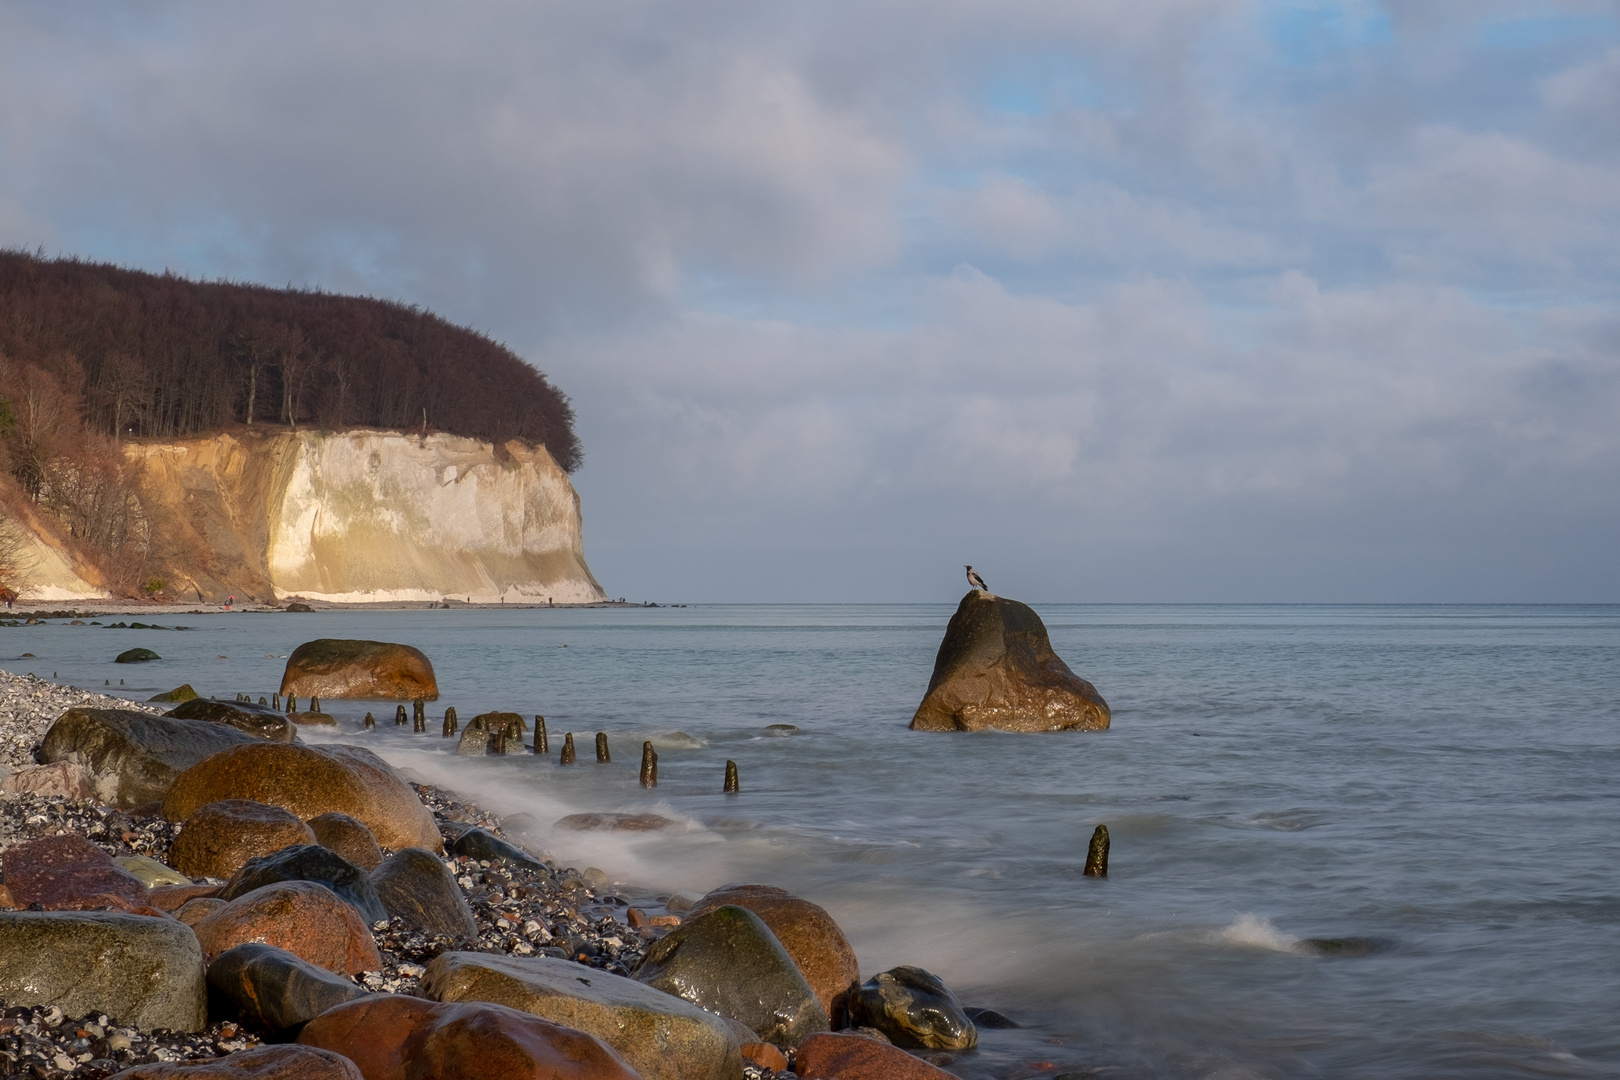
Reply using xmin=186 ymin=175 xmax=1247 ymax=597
xmin=279 ymin=639 xmax=439 ymax=700
xmin=632 ymin=903 xmax=828 ymax=1047
xmin=422 ymin=951 xmax=744 ymax=1080
xmin=846 ymin=966 xmax=976 ymax=1051
xmin=36 ymin=708 xmax=260 ymax=808
xmin=116 ymin=648 xmax=161 ymax=663
xmin=167 ymin=698 xmax=299 ymax=742
xmin=0 ymin=911 xmax=207 ymax=1031
xmin=149 ymin=684 xmax=199 ymax=704
xmin=162 ymin=741 xmax=442 ymax=852
xmin=910 ymin=591 xmax=1109 ymax=732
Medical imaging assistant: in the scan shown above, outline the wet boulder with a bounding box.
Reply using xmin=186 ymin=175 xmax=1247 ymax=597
xmin=446 ymin=827 xmax=546 ymax=873
xmin=36 ymin=708 xmax=261 ymax=808
xmin=207 ymin=942 xmax=369 ymax=1035
xmin=116 ymin=648 xmax=161 ymax=663
xmin=0 ymin=834 xmax=153 ymax=912
xmin=308 ymin=811 xmax=384 ymax=871
xmin=168 ymin=799 xmax=319 ymax=880
xmin=690 ymin=883 xmax=860 ymax=1024
xmin=371 ymin=847 xmax=478 ymax=940
xmin=116 ymin=854 xmax=193 ymax=888
xmin=162 ymin=742 xmax=442 ymax=852
xmin=792 ymin=1031 xmax=960 ymax=1080
xmin=910 ymin=591 xmax=1109 ymax=732
xmin=222 ymin=844 xmax=387 ymax=924
xmin=279 ymin=639 xmax=438 ymax=700
xmin=632 ymin=904 xmax=828 ymax=1047
xmin=300 ymin=994 xmax=642 ymax=1080
xmin=192 ymin=881 xmax=382 ymax=974
xmin=108 ymin=1045 xmax=362 ymax=1080
xmin=0 ymin=911 xmax=207 ymax=1031
xmin=167 ymin=698 xmax=299 ymax=742
xmin=846 ymin=966 xmax=977 ymax=1051
xmin=422 ymin=952 xmax=744 ymax=1080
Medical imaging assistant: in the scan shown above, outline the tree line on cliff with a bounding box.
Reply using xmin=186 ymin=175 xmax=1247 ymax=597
xmin=0 ymin=249 xmax=582 ymax=595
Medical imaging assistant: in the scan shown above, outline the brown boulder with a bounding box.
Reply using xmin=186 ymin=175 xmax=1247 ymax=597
xmin=308 ymin=812 xmax=384 ymax=872
xmin=162 ymin=742 xmax=442 ymax=852
xmin=150 ymin=883 xmax=224 ymax=912
xmin=689 ymin=884 xmax=860 ymax=1024
xmin=176 ymin=897 xmax=227 ymax=925
xmin=910 ymin=591 xmax=1109 ymax=732
xmin=299 ymin=994 xmax=644 ymax=1080
xmin=792 ymin=1032 xmax=958 ymax=1080
xmin=279 ymin=640 xmax=438 ymax=700
xmin=169 ymin=800 xmax=320 ymax=880
xmin=0 ymin=834 xmax=151 ymax=912
xmin=740 ymin=1043 xmax=788 ymax=1072
xmin=106 ymin=1045 xmax=362 ymax=1080
xmin=192 ymin=881 xmax=382 ymax=974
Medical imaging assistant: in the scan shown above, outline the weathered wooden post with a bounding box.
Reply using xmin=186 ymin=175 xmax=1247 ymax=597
xmin=534 ymin=717 xmax=548 ymax=754
xmin=1084 ymin=824 xmax=1109 ymax=878
xmin=560 ymin=733 xmax=576 ymax=765
xmin=640 ymin=741 xmax=658 ymax=787
xmin=723 ymin=760 xmax=739 ymax=793
xmin=596 ymin=732 xmax=610 ymax=763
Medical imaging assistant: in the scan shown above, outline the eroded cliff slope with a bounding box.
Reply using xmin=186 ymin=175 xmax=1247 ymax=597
xmin=127 ymin=430 xmax=605 ymax=604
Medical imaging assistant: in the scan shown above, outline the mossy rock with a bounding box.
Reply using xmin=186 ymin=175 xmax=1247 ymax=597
xmin=148 ymin=683 xmax=198 ymax=703
xmin=115 ymin=648 xmax=161 ymax=664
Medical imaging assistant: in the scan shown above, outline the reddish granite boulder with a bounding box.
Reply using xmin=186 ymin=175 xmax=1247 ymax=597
xmin=168 ymin=800 xmax=319 ymax=880
xmin=0 ymin=834 xmax=151 ymax=912
xmin=298 ymin=993 xmax=643 ymax=1080
xmin=307 ymin=813 xmax=384 ymax=872
xmin=162 ymin=743 xmax=441 ymax=852
xmin=910 ymin=591 xmax=1109 ymax=733
xmin=106 ymin=1044 xmax=362 ymax=1080
xmin=690 ymin=884 xmax=860 ymax=1024
xmin=191 ymin=881 xmax=381 ymax=974
xmin=279 ymin=640 xmax=438 ymax=701
xmin=792 ymin=1032 xmax=958 ymax=1080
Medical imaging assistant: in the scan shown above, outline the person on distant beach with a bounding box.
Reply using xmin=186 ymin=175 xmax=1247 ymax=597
xmin=225 ymin=594 xmax=234 ymax=611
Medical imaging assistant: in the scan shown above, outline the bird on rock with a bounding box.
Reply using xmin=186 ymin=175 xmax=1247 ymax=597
xmin=965 ymin=565 xmax=988 ymax=591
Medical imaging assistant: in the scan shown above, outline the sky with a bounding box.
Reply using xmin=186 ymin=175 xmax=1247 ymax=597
xmin=2 ymin=0 xmax=1617 ymax=602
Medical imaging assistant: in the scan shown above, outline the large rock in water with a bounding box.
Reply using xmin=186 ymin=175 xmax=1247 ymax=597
xmin=35 ymin=708 xmax=261 ymax=808
xmin=421 ymin=952 xmax=744 ymax=1080
xmin=846 ymin=966 xmax=977 ymax=1051
xmin=162 ymin=742 xmax=442 ymax=852
xmin=909 ymin=591 xmax=1109 ymax=732
xmin=279 ymin=639 xmax=439 ymax=700
xmin=0 ymin=911 xmax=208 ymax=1031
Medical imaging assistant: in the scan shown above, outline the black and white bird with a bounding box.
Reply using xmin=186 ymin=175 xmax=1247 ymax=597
xmin=965 ymin=565 xmax=988 ymax=591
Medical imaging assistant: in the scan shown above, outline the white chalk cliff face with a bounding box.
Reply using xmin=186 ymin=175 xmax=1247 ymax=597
xmin=125 ymin=429 xmax=604 ymax=604
xmin=266 ymin=431 xmax=603 ymax=603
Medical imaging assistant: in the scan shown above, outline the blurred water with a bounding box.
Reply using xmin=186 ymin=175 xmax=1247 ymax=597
xmin=8 ymin=603 xmax=1620 ymax=1079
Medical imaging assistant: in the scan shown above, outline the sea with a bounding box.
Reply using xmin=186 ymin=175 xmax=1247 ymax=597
xmin=9 ymin=603 xmax=1619 ymax=1080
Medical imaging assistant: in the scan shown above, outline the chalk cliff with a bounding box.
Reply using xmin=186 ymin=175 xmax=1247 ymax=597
xmin=122 ymin=430 xmax=605 ymax=604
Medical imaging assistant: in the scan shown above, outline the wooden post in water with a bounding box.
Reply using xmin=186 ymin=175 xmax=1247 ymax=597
xmin=493 ymin=728 xmax=507 ymax=754
xmin=395 ymin=704 xmax=407 ymax=726
xmin=259 ymin=697 xmax=268 ymax=706
xmin=287 ymin=695 xmax=297 ymax=714
xmin=640 ymin=741 xmax=658 ymax=787
xmin=311 ymin=696 xmax=321 ymax=713
xmin=1084 ymin=824 xmax=1109 ymax=878
xmin=446 ymin=706 xmax=458 ymax=734
xmin=363 ymin=712 xmax=375 ymax=729
xmin=413 ymin=698 xmax=426 ymax=729
xmin=272 ymin=693 xmax=280 ymax=710
xmin=560 ymin=733 xmax=576 ymax=765
xmin=596 ymin=732 xmax=610 ymax=763
xmin=723 ymin=760 xmax=739 ymax=794
xmin=534 ymin=717 xmax=548 ymax=754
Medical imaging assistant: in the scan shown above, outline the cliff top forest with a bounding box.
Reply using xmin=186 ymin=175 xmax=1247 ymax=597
xmin=0 ymin=250 xmax=581 ymax=595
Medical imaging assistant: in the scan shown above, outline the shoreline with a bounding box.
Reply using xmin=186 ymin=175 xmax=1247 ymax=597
xmin=0 ymin=669 xmax=976 ymax=1080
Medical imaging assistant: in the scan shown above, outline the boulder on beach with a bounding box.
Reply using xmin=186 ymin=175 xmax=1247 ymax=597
xmin=446 ymin=827 xmax=546 ymax=872
xmin=632 ymin=903 xmax=829 ymax=1047
xmin=37 ymin=707 xmax=261 ymax=808
xmin=689 ymin=883 xmax=861 ymax=1024
xmin=192 ymin=880 xmax=382 ymax=974
xmin=421 ymin=952 xmax=745 ymax=1080
xmin=792 ymin=1031 xmax=961 ymax=1080
xmin=909 ymin=591 xmax=1109 ymax=733
xmin=0 ymin=834 xmax=152 ymax=912
xmin=846 ymin=965 xmax=977 ymax=1051
xmin=371 ymin=847 xmax=478 ymax=940
xmin=221 ymin=844 xmax=388 ymax=924
xmin=108 ymin=1045 xmax=363 ymax=1080
xmin=166 ymin=698 xmax=299 ymax=742
xmin=162 ymin=741 xmax=442 ymax=852
xmin=308 ymin=811 xmax=384 ymax=871
xmin=0 ymin=760 xmax=93 ymax=800
xmin=116 ymin=648 xmax=161 ymax=663
xmin=299 ymin=994 xmax=643 ymax=1080
xmin=116 ymin=854 xmax=193 ymax=888
xmin=148 ymin=683 xmax=199 ymax=704
xmin=167 ymin=800 xmax=320 ymax=880
xmin=279 ymin=639 xmax=439 ymax=700
xmin=207 ymin=942 xmax=369 ymax=1036
xmin=0 ymin=910 xmax=208 ymax=1031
